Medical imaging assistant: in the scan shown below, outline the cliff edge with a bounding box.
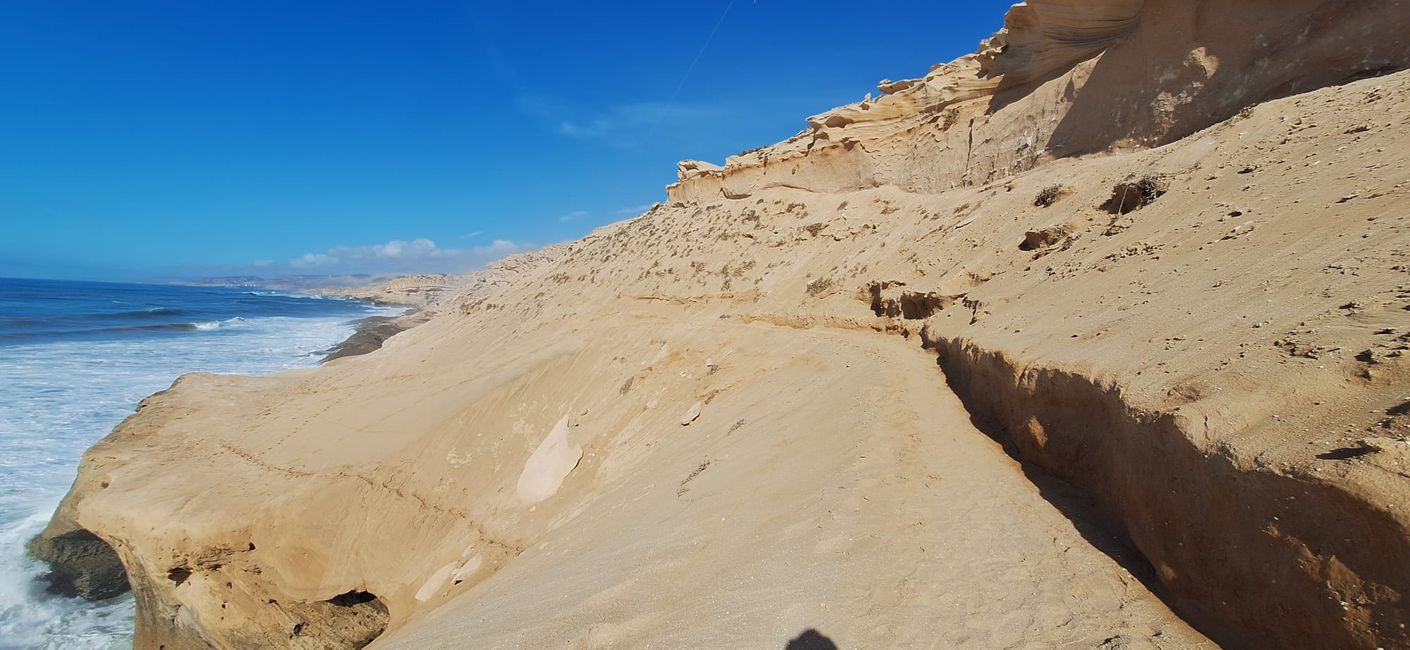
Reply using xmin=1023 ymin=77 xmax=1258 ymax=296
xmin=32 ymin=1 xmax=1410 ymax=647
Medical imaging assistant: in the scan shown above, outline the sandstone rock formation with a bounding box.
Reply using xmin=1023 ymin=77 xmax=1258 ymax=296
xmin=313 ymin=274 xmax=458 ymax=309
xmin=313 ymin=247 xmax=570 ymax=310
xmin=671 ymin=0 xmax=1410 ymax=203
xmin=32 ymin=1 xmax=1410 ymax=648
xmin=317 ymin=247 xmax=570 ymax=362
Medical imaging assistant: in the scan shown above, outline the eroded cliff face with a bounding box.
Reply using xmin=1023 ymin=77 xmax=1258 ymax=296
xmin=670 ymin=0 xmax=1410 ymax=202
xmin=33 ymin=1 xmax=1410 ymax=648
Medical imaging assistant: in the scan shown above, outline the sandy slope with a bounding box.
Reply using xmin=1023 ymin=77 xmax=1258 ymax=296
xmin=384 ymin=319 xmax=1204 ymax=648
xmin=30 ymin=1 xmax=1410 ymax=648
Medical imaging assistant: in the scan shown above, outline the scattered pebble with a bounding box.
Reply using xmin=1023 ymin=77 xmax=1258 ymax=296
xmin=680 ymin=401 xmax=704 ymax=426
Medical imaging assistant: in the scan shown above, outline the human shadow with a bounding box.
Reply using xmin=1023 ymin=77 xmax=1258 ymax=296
xmin=785 ymin=628 xmax=838 ymax=650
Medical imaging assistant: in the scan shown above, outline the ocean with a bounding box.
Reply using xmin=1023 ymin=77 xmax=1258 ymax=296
xmin=0 ymin=277 xmax=401 ymax=649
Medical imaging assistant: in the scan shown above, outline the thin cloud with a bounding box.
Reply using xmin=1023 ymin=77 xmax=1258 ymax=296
xmin=518 ymin=95 xmax=726 ymax=146
xmin=614 ymin=203 xmax=654 ymax=216
xmin=293 ymin=252 xmax=335 ymax=267
xmin=281 ymin=238 xmax=527 ymax=275
xmin=558 ymin=210 xmax=590 ymax=223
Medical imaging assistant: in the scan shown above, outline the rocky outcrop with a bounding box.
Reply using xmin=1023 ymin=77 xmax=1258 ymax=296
xmin=320 ymin=312 xmax=432 ymax=363
xmin=31 ymin=2 xmax=1410 ymax=648
xmin=974 ymin=0 xmax=1145 ymax=84
xmin=313 ymin=274 xmax=457 ymax=308
xmin=669 ymin=0 xmax=1410 ymax=203
xmin=315 ymin=248 xmax=570 ymax=362
xmin=26 ymin=529 xmax=128 ymax=601
xmin=315 ymin=247 xmax=569 ymax=314
xmin=449 ymin=244 xmax=568 ymax=313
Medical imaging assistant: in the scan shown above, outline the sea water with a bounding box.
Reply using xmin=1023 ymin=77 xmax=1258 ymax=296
xmin=0 ymin=277 xmax=402 ymax=649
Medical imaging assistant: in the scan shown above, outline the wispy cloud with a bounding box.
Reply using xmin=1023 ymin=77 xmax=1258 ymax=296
xmin=549 ymin=204 xmax=657 ymax=229
xmin=614 ymin=203 xmax=654 ymax=216
xmin=518 ymin=95 xmax=726 ymax=146
xmin=279 ymin=238 xmax=527 ymax=275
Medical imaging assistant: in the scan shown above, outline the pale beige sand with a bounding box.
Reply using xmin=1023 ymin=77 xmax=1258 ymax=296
xmin=388 ymin=322 xmax=1206 ymax=648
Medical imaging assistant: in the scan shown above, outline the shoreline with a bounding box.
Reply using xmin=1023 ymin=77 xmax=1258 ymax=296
xmin=321 ymin=308 xmax=430 ymax=363
xmin=2 ymin=279 xmax=390 ymax=647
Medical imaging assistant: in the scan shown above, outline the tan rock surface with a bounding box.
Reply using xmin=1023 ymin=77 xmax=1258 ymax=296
xmin=312 ymin=274 xmax=457 ymax=309
xmin=32 ymin=1 xmax=1410 ymax=648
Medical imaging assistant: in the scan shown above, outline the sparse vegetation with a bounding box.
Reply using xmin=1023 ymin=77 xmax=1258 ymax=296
xmin=941 ymin=107 xmax=960 ymax=130
xmin=805 ymin=276 xmax=836 ymax=297
xmin=1034 ymin=184 xmax=1065 ymax=208
xmin=677 ymin=459 xmax=713 ymax=496
xmin=1101 ymin=174 xmax=1168 ymax=215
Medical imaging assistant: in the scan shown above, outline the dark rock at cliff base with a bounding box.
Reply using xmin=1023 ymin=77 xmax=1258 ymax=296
xmin=322 ymin=312 xmax=428 ymax=363
xmin=27 ymin=529 xmax=130 ymax=601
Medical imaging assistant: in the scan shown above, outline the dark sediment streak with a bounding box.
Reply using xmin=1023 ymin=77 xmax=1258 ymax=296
xmin=322 ymin=311 xmax=429 ymax=363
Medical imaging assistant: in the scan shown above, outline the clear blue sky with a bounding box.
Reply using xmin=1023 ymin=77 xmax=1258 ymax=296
xmin=0 ymin=0 xmax=1014 ymax=280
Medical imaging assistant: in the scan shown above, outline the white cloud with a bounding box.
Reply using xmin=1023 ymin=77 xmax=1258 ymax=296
xmin=614 ymin=203 xmax=654 ymax=216
xmin=292 ymin=252 xmax=335 ymax=267
xmin=558 ymin=210 xmax=590 ymax=223
xmin=283 ymin=238 xmax=528 ymax=275
xmin=518 ymin=95 xmax=725 ymax=145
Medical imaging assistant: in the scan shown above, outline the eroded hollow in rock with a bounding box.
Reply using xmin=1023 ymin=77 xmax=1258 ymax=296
xmin=1101 ymin=175 xmax=1168 ymax=214
xmin=1019 ymin=224 xmax=1072 ymax=251
xmin=327 ymin=589 xmax=379 ymax=607
xmin=867 ymin=282 xmax=953 ymax=320
xmin=166 ymin=566 xmax=192 ymax=586
xmin=282 ymin=590 xmax=391 ymax=649
xmin=25 ymin=528 xmax=130 ymax=600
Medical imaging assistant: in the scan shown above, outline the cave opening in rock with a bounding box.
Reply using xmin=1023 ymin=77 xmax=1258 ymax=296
xmin=327 ymin=590 xmax=380 ymax=607
xmin=166 ymin=567 xmax=192 ymax=586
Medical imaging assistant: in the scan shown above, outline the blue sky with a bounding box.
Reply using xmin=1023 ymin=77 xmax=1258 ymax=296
xmin=0 ymin=0 xmax=1014 ymax=280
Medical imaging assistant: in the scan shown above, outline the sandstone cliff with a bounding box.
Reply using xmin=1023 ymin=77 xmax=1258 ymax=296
xmin=314 ymin=247 xmax=570 ymax=311
xmin=32 ymin=1 xmax=1410 ymax=648
xmin=312 ymin=274 xmax=457 ymax=309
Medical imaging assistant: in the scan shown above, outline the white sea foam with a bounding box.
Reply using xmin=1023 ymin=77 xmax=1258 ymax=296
xmin=0 ymin=305 xmax=400 ymax=648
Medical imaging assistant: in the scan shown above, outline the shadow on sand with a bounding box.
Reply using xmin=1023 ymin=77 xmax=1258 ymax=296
xmin=785 ymin=628 xmax=837 ymax=650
